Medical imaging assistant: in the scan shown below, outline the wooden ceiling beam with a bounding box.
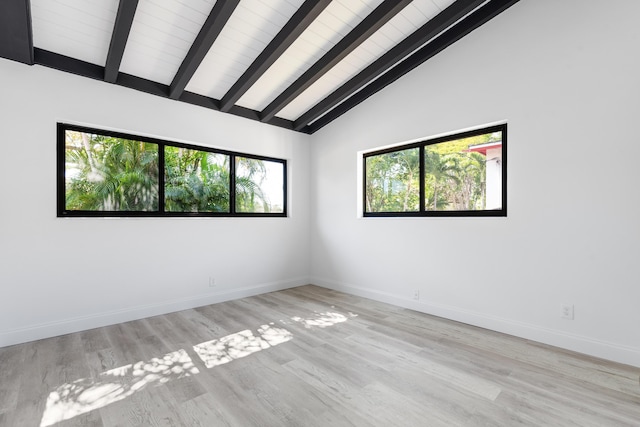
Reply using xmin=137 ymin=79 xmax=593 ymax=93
xmin=219 ymin=0 xmax=331 ymax=113
xmin=293 ymin=0 xmax=487 ymax=131
xmin=104 ymin=0 xmax=139 ymax=83
xmin=169 ymin=0 xmax=240 ymax=100
xmin=260 ymin=0 xmax=412 ymax=123
xmin=306 ymin=0 xmax=521 ymax=134
xmin=0 ymin=0 xmax=33 ymax=65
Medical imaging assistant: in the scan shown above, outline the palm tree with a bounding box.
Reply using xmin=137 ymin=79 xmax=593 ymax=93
xmin=235 ymin=157 xmax=269 ymax=212
xmin=454 ymin=152 xmax=486 ymax=210
xmin=424 ymin=150 xmax=460 ymax=210
xmin=65 ymin=132 xmax=159 ymax=211
xmin=67 ymin=131 xmax=276 ymax=214
xmin=365 ymin=148 xmax=419 ymax=212
xmin=164 ymin=148 xmax=230 ymax=212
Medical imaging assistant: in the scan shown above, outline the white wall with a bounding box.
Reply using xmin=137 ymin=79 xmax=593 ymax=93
xmin=309 ymin=0 xmax=640 ymax=367
xmin=0 ymin=59 xmax=311 ymax=346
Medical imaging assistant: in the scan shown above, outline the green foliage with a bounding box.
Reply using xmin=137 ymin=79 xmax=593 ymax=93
xmin=428 ymin=133 xmax=494 ymax=155
xmin=65 ymin=132 xmax=159 ymax=211
xmin=164 ymin=147 xmax=230 ymax=212
xmin=422 ymin=149 xmax=487 ymax=211
xmin=66 ymin=132 xmax=278 ymax=214
xmin=365 ymin=148 xmax=419 ymax=212
xmin=366 ymin=131 xmax=500 ymax=213
xmin=425 ymin=135 xmax=492 ymax=211
xmin=424 ymin=149 xmax=460 ymax=210
xmin=235 ymin=157 xmax=269 ymax=213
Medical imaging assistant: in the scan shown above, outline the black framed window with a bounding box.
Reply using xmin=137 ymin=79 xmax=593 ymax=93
xmin=363 ymin=124 xmax=506 ymax=217
xmin=58 ymin=123 xmax=287 ymax=217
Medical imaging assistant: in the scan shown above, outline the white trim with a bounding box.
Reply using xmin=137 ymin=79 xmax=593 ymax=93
xmin=310 ymin=277 xmax=640 ymax=368
xmin=0 ymin=277 xmax=308 ymax=348
xmin=5 ymin=276 xmax=638 ymax=368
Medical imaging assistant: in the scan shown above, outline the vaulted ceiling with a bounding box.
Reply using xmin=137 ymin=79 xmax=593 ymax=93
xmin=1 ymin=0 xmax=519 ymax=134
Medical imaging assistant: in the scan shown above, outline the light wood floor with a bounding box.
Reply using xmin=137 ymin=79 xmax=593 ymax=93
xmin=0 ymin=285 xmax=638 ymax=426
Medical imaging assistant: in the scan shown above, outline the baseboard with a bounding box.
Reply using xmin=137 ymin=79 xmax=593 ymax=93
xmin=0 ymin=277 xmax=308 ymax=348
xmin=311 ymin=276 xmax=640 ymax=368
xmin=5 ymin=276 xmax=638 ymax=368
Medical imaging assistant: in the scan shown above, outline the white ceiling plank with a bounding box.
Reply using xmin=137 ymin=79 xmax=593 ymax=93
xmin=119 ymin=0 xmax=216 ymax=85
xmin=236 ymin=0 xmax=381 ymax=112
xmin=275 ymin=0 xmax=457 ymax=121
xmin=340 ymin=0 xmax=383 ymax=21
xmin=431 ymin=0 xmax=458 ymax=12
xmin=185 ymin=0 xmax=304 ymax=99
xmin=31 ymin=0 xmax=119 ymax=66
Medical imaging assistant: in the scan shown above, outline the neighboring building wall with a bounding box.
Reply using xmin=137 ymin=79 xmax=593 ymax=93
xmin=485 ymin=146 xmax=502 ymax=210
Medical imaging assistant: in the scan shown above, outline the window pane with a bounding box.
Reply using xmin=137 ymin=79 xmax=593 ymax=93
xmin=164 ymin=147 xmax=230 ymax=212
xmin=235 ymin=157 xmax=284 ymax=213
xmin=365 ymin=147 xmax=420 ymax=213
xmin=65 ymin=130 xmax=159 ymax=211
xmin=424 ymin=130 xmax=502 ymax=211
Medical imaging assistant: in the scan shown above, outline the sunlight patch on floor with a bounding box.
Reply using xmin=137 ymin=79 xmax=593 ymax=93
xmin=291 ymin=311 xmax=357 ymax=328
xmin=39 ymin=310 xmax=355 ymax=426
xmin=40 ymin=349 xmax=199 ymax=427
xmin=193 ymin=323 xmax=293 ymax=368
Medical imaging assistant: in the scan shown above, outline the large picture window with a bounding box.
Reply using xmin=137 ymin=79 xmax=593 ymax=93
xmin=58 ymin=123 xmax=287 ymax=217
xmin=364 ymin=124 xmax=506 ymax=217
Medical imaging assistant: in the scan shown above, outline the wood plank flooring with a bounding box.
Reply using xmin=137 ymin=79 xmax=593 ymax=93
xmin=0 ymin=285 xmax=638 ymax=426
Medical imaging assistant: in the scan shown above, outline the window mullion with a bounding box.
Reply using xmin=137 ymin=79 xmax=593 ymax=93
xmin=159 ymin=144 xmax=165 ymax=213
xmin=419 ymin=145 xmax=425 ymax=213
xmin=230 ymin=154 xmax=236 ymax=214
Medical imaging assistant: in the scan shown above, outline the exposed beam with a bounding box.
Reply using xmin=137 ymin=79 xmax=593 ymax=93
xmin=0 ymin=0 xmax=33 ymax=65
xmin=34 ymin=49 xmax=296 ymax=131
xmin=117 ymin=73 xmax=170 ymax=98
xmin=293 ymin=0 xmax=486 ymax=131
xmin=176 ymin=93 xmax=295 ymax=130
xmin=34 ymin=48 xmax=103 ymax=80
xmin=169 ymin=0 xmax=240 ymax=100
xmin=260 ymin=0 xmax=412 ymax=123
xmin=219 ymin=0 xmax=331 ymax=112
xmin=178 ymin=91 xmax=220 ymax=110
xmin=227 ymin=105 xmax=296 ymax=131
xmin=306 ymin=0 xmax=521 ymax=134
xmin=104 ymin=0 xmax=138 ymax=83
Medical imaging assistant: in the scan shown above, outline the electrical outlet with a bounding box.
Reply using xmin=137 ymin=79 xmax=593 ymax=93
xmin=561 ymin=303 xmax=574 ymax=320
xmin=413 ymin=290 xmax=420 ymax=300
xmin=209 ymin=277 xmax=216 ymax=287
